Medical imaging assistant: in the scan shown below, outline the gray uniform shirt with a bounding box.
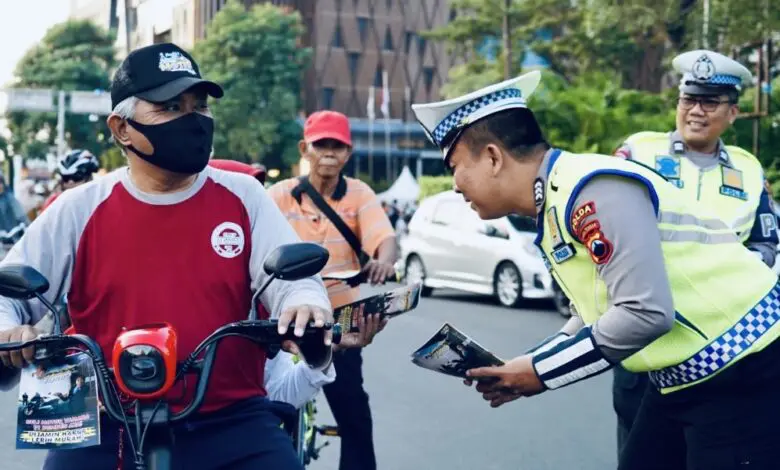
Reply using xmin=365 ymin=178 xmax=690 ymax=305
xmin=537 ymin=152 xmax=675 ymax=363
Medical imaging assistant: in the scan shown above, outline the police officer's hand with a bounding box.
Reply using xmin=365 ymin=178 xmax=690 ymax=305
xmin=0 ymin=325 xmax=41 ymax=369
xmin=465 ymin=355 xmax=544 ymax=407
xmin=334 ymin=313 xmax=388 ymax=351
xmin=277 ymin=304 xmax=333 ymax=346
xmin=362 ymin=260 xmax=396 ymax=285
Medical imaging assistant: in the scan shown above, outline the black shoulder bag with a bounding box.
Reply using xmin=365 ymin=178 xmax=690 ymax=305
xmin=292 ymin=177 xmax=372 ymax=267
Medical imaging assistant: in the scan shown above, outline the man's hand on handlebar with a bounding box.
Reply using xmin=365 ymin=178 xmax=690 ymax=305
xmin=277 ymin=304 xmax=333 ymax=346
xmin=362 ymin=260 xmax=396 ymax=285
xmin=0 ymin=325 xmax=42 ymax=368
xmin=334 ymin=313 xmax=388 ymax=351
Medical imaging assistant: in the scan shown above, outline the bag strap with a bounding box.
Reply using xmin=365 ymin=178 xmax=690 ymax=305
xmin=292 ymin=177 xmax=371 ymax=267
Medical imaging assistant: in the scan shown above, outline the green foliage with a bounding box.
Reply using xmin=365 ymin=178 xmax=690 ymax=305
xmin=192 ymin=0 xmax=310 ymax=171
xmin=432 ymin=0 xmax=779 ymax=162
xmin=99 ymin=146 xmax=126 ymax=171
xmin=6 ymin=20 xmax=116 ymax=159
xmin=354 ymin=172 xmax=392 ymax=193
xmin=417 ymin=176 xmax=454 ymax=202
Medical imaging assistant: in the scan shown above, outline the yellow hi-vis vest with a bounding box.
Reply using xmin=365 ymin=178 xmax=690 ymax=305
xmin=537 ymin=149 xmax=780 ymax=394
xmin=622 ymin=131 xmax=764 ymax=241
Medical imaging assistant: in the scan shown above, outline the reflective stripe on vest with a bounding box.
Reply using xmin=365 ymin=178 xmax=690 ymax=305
xmin=623 ymin=132 xmax=763 ymax=241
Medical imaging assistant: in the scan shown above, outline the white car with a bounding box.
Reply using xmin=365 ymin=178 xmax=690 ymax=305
xmin=397 ymin=191 xmax=568 ymax=315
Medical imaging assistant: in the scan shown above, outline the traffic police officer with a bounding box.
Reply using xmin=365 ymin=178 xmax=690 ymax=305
xmin=611 ymin=49 xmax=779 ymax=456
xmin=411 ymin=70 xmax=780 ymax=469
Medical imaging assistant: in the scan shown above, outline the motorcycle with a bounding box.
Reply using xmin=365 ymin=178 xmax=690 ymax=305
xmin=0 ymin=242 xmax=335 ymax=470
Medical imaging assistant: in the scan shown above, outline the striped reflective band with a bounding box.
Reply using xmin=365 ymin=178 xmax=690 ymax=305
xmin=650 ymin=282 xmax=780 ymax=390
xmin=731 ymin=211 xmax=756 ymax=230
xmin=525 ymin=332 xmax=569 ymax=355
xmin=657 ymin=210 xmax=739 ymax=244
xmin=659 ymin=230 xmax=738 ymax=244
xmin=531 ymin=326 xmax=613 ymax=390
xmin=658 ymin=211 xmax=729 ymax=231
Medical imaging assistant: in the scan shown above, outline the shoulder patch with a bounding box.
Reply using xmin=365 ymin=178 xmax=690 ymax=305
xmin=577 ymin=219 xmax=601 ymax=242
xmin=570 ymin=201 xmax=596 ymax=235
xmin=534 ymin=177 xmax=545 ymax=207
xmin=584 ymin=229 xmax=614 ymax=265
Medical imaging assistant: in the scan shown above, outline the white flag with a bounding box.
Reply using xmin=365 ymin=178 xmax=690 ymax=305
xmin=380 ymin=70 xmax=390 ymax=118
xmin=367 ymin=85 xmax=376 ymax=120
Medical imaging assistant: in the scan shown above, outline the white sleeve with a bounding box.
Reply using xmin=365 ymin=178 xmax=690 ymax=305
xmin=264 ymin=352 xmax=336 ymax=409
xmin=247 ymin=182 xmax=332 ymax=318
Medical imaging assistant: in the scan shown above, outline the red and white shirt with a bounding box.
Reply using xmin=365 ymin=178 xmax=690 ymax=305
xmin=0 ymin=166 xmax=330 ymax=413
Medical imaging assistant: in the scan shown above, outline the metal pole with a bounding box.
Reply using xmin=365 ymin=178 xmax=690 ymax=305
xmin=384 ymin=117 xmax=391 ymax=182
xmin=368 ymin=118 xmax=374 ymax=180
xmin=753 ymin=44 xmax=763 ymax=157
xmin=702 ymin=0 xmax=710 ymax=48
xmin=503 ymin=0 xmax=511 ymax=79
xmin=56 ymin=90 xmax=66 ymax=161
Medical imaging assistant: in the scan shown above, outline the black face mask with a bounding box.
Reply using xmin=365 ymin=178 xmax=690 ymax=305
xmin=127 ymin=113 xmax=214 ymax=175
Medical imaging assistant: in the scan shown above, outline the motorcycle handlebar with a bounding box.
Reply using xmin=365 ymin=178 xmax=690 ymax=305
xmin=321 ymin=270 xmax=399 ymax=287
xmin=0 ymin=320 xmax=331 ymax=424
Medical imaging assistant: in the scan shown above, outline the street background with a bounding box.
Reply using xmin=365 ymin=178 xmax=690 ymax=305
xmin=0 ymin=286 xmax=615 ymax=470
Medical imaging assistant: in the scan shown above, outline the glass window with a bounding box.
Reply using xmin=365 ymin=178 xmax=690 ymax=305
xmin=507 ymin=214 xmax=537 ymax=232
xmin=321 ymin=88 xmax=335 ymax=109
xmin=431 ymin=201 xmax=461 ymax=226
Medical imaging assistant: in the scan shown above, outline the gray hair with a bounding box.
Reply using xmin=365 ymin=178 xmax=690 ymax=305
xmin=112 ymin=96 xmax=139 ymax=119
xmin=110 ymin=96 xmax=139 ymax=155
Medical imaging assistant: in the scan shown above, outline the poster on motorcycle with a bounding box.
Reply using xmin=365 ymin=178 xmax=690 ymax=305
xmin=16 ymin=352 xmax=100 ymax=450
xmin=411 ymin=323 xmax=505 ymax=380
xmin=334 ymin=282 xmax=422 ymax=333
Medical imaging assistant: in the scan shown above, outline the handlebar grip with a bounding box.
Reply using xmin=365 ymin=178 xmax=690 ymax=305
xmin=0 ymin=341 xmax=28 ymax=352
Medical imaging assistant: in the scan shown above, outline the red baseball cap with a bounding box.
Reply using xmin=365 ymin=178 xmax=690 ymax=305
xmin=303 ymin=111 xmax=352 ymax=146
xmin=209 ymin=159 xmax=266 ymax=183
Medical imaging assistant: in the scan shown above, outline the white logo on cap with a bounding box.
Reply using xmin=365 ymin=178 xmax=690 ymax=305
xmin=158 ymin=52 xmax=197 ymax=75
xmin=211 ymin=222 xmax=245 ymax=258
xmin=692 ymin=54 xmax=716 ymax=81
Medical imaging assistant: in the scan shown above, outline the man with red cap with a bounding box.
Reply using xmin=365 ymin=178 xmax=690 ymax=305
xmin=268 ymin=111 xmax=397 ymax=470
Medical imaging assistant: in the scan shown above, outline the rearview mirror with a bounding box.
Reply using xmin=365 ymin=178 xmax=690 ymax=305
xmin=263 ymin=243 xmax=330 ymax=281
xmin=0 ymin=264 xmax=50 ymax=300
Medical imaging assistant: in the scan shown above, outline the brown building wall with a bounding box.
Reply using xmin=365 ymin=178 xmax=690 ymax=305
xmin=193 ymin=0 xmax=455 ymax=119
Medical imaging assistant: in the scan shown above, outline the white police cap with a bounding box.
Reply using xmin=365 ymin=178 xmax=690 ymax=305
xmin=411 ymin=70 xmax=541 ymax=159
xmin=672 ymin=50 xmax=752 ymax=95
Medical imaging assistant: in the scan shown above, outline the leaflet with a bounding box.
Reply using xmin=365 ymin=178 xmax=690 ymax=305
xmin=16 ymin=352 xmax=100 ymax=450
xmin=411 ymin=323 xmax=504 ymax=380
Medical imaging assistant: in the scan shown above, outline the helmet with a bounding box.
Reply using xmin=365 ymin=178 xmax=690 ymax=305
xmin=58 ymin=150 xmax=99 ymax=182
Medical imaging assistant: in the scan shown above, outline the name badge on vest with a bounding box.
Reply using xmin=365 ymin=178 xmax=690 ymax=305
xmin=655 ymin=155 xmax=684 ymax=188
xmin=720 ymin=166 xmax=748 ymax=200
xmin=546 ymin=206 xmax=575 ymax=264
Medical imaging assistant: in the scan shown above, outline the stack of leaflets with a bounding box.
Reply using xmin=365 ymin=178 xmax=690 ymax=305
xmin=411 ymin=323 xmax=504 ymax=380
xmin=16 ymin=352 xmax=100 ymax=450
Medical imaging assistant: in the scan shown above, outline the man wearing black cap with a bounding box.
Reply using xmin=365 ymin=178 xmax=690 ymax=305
xmin=0 ymin=43 xmax=334 ymax=469
xmin=611 ymin=49 xmax=779 ymax=457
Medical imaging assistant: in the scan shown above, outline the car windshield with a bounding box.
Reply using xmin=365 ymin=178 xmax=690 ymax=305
xmin=506 ymin=214 xmax=536 ymax=232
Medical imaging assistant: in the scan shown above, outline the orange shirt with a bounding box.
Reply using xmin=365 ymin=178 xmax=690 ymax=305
xmin=268 ymin=176 xmax=395 ymax=308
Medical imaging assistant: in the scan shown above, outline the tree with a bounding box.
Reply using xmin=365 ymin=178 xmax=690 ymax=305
xmin=6 ymin=20 xmax=116 ymax=159
xmin=192 ymin=1 xmax=310 ymax=169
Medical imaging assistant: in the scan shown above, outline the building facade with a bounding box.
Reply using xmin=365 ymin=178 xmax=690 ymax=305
xmin=70 ymin=0 xmax=452 ymax=180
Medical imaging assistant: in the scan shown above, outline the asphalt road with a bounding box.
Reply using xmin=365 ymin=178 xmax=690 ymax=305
xmin=0 ymin=287 xmax=616 ymax=470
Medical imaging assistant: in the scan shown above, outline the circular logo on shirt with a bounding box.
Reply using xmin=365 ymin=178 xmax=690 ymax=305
xmin=211 ymin=222 xmax=245 ymax=259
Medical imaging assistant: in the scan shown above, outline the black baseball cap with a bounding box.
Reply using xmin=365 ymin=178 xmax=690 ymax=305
xmin=110 ymin=43 xmax=223 ymax=109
